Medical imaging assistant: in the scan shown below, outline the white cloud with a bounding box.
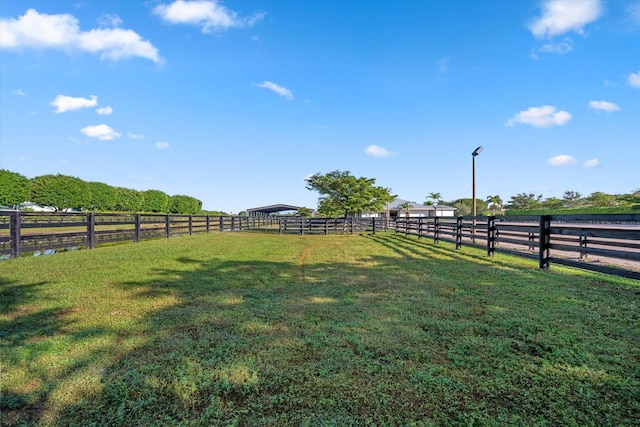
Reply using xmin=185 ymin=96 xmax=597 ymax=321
xmin=154 ymin=0 xmax=264 ymax=33
xmin=584 ymin=158 xmax=600 ymax=168
xmin=365 ymin=145 xmax=393 ymax=158
xmin=51 ymin=94 xmax=97 ymax=113
xmin=589 ymin=100 xmax=621 ymax=112
xmin=81 ymin=124 xmax=121 ymax=140
xmin=96 ymin=106 xmax=113 ymax=115
xmin=505 ymin=105 xmax=572 ymax=128
xmin=0 ymin=9 xmax=161 ymax=63
xmin=156 ymin=141 xmax=170 ymax=150
xmin=628 ymin=71 xmax=640 ymax=89
xmin=256 ymin=81 xmax=294 ymax=100
xmin=529 ymin=0 xmax=603 ymax=39
xmin=98 ymin=14 xmax=123 ymax=28
xmin=547 ymin=154 xmax=577 ymax=166
xmin=538 ymin=39 xmax=573 ymax=55
xmin=127 ymin=132 xmax=145 ymax=139
xmin=13 ymin=89 xmax=26 ymax=96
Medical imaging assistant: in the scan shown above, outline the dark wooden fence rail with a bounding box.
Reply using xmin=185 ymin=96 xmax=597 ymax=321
xmin=0 ymin=212 xmax=279 ymax=259
xmin=1 ymin=211 xmax=638 ymax=279
xmin=394 ymin=214 xmax=640 ymax=280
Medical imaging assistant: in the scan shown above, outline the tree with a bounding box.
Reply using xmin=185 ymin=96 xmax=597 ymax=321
xmin=114 ymin=187 xmax=144 ymax=212
xmin=141 ymin=189 xmax=169 ymax=212
xmin=452 ymin=198 xmax=488 ymax=215
xmin=168 ymin=195 xmax=202 ymax=214
xmin=296 ymin=207 xmax=313 ymax=217
xmin=453 ymin=201 xmax=470 ymax=216
xmin=505 ymin=193 xmax=542 ymax=210
xmin=587 ymin=192 xmax=616 ymax=207
xmin=485 ymin=195 xmax=503 ymax=215
xmin=88 ymin=181 xmax=117 ymax=211
xmin=305 ymin=170 xmax=395 ymax=217
xmin=425 ymin=192 xmax=442 ymax=206
xmin=0 ymin=169 xmax=31 ymax=208
xmin=399 ymin=201 xmax=412 ymax=217
xmin=30 ymin=174 xmax=91 ymax=211
xmin=562 ymin=190 xmax=583 ymax=208
xmin=540 ymin=197 xmax=564 ymax=209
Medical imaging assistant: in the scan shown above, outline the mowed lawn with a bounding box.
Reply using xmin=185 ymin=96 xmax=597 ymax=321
xmin=1 ymin=232 xmax=638 ymax=426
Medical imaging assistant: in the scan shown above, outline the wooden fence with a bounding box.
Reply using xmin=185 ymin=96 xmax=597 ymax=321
xmin=1 ymin=211 xmax=638 ymax=279
xmin=394 ymin=214 xmax=640 ymax=280
xmin=0 ymin=212 xmax=279 ymax=259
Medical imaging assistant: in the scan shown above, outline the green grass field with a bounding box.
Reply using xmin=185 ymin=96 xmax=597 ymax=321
xmin=1 ymin=232 xmax=638 ymax=426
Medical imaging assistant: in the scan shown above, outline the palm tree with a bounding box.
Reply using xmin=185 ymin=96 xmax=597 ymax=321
xmin=486 ymin=195 xmax=503 ymax=215
xmin=425 ymin=192 xmax=442 ymax=206
xmin=399 ymin=201 xmax=412 ymax=218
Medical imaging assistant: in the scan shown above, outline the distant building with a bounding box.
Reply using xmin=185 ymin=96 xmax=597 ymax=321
xmin=361 ymin=198 xmax=456 ymax=218
xmin=17 ymin=202 xmax=56 ymax=212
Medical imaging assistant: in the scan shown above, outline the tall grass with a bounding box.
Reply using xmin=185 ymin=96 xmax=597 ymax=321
xmin=1 ymin=232 xmax=638 ymax=426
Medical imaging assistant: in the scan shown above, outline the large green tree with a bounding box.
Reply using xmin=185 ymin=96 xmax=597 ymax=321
xmin=305 ymin=170 xmax=395 ymax=217
xmin=30 ymin=174 xmax=91 ymax=211
xmin=142 ymin=189 xmax=169 ymax=213
xmin=114 ymin=187 xmax=144 ymax=212
xmin=88 ymin=181 xmax=117 ymax=211
xmin=168 ymin=195 xmax=202 ymax=214
xmin=0 ymin=169 xmax=31 ymax=207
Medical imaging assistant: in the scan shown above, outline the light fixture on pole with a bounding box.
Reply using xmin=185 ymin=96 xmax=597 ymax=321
xmin=471 ymin=146 xmax=484 ymax=242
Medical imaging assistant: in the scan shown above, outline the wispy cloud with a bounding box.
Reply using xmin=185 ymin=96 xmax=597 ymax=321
xmin=156 ymin=141 xmax=170 ymax=150
xmin=154 ymin=0 xmax=264 ymax=33
xmin=13 ymin=89 xmax=26 ymax=96
xmin=531 ymin=39 xmax=573 ymax=58
xmin=51 ymin=94 xmax=97 ymax=113
xmin=127 ymin=132 xmax=145 ymax=139
xmin=589 ymin=100 xmax=620 ymax=112
xmin=96 ymin=106 xmax=113 ymax=115
xmin=547 ymin=154 xmax=577 ymax=166
xmin=256 ymin=81 xmax=294 ymax=100
xmin=628 ymin=71 xmax=640 ymax=89
xmin=528 ymin=0 xmax=602 ymax=39
xmin=584 ymin=158 xmax=600 ymax=168
xmin=505 ymin=105 xmax=572 ymax=128
xmin=365 ymin=145 xmax=394 ymax=158
xmin=0 ymin=9 xmax=162 ymax=63
xmin=81 ymin=124 xmax=121 ymax=140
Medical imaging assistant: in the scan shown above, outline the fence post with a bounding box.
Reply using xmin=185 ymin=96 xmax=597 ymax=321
xmin=189 ymin=215 xmax=193 ymax=235
xmin=372 ymin=217 xmax=376 ymax=235
xmin=487 ymin=216 xmax=496 ymax=257
xmin=166 ymin=215 xmax=171 ymax=238
xmin=10 ymin=211 xmax=21 ymax=259
xmin=300 ymin=218 xmax=304 ymax=235
xmin=456 ymin=216 xmax=462 ymax=249
xmin=580 ymin=235 xmax=588 ymax=259
xmin=279 ymin=217 xmax=283 ymax=235
xmin=539 ymin=215 xmax=551 ymax=269
xmin=219 ymin=216 xmax=224 ymax=232
xmin=417 ymin=217 xmax=423 ymax=239
xmin=434 ymin=217 xmax=440 ymax=244
xmin=206 ymin=216 xmax=210 ymax=233
xmin=135 ymin=214 xmax=141 ymax=242
xmin=87 ymin=213 xmax=95 ymax=249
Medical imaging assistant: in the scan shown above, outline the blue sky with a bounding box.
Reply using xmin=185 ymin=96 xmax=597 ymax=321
xmin=1 ymin=0 xmax=638 ymax=213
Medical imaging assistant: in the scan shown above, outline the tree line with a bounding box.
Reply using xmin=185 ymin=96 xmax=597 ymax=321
xmin=0 ymin=170 xmax=204 ymax=214
xmin=424 ymin=190 xmax=640 ymax=216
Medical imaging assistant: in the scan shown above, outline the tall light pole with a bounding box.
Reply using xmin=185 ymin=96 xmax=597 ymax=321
xmin=472 ymin=146 xmax=484 ymax=242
